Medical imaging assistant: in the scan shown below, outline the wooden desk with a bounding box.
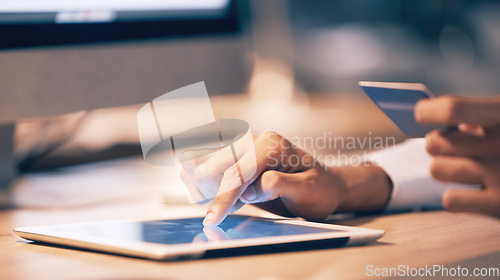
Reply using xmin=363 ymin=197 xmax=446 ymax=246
xmin=1 ymin=197 xmax=500 ymax=280
xmin=2 ymin=94 xmax=499 ymax=279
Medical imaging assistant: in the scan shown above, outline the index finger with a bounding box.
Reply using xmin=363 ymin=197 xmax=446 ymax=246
xmin=203 ymin=131 xmax=315 ymax=226
xmin=203 ymin=147 xmax=262 ymax=226
xmin=415 ymin=96 xmax=500 ymax=127
xmin=203 ymin=132 xmax=281 ymax=226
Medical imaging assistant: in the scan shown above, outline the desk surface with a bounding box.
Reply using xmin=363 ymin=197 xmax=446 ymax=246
xmin=2 ymin=94 xmax=500 ymax=279
xmin=2 ymin=197 xmax=500 ymax=280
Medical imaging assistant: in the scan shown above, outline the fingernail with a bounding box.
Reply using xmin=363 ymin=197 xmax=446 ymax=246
xmin=203 ymin=212 xmax=216 ymax=226
xmin=242 ymin=186 xmax=257 ymax=201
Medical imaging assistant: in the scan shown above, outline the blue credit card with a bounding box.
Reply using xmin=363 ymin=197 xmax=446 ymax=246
xmin=359 ymin=81 xmax=444 ymax=137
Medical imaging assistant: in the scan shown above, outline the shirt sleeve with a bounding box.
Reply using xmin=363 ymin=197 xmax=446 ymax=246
xmin=368 ymin=138 xmax=481 ymax=211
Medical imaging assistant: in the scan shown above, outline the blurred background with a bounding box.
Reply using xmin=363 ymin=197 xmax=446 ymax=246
xmin=288 ymin=0 xmax=500 ymax=96
xmin=1 ymin=0 xmax=499 ymax=209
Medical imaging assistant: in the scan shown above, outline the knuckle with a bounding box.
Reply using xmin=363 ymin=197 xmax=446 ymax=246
xmin=262 ymin=130 xmax=281 ymax=141
xmin=262 ymin=131 xmax=286 ymax=148
xmin=262 ymin=171 xmax=281 ymax=188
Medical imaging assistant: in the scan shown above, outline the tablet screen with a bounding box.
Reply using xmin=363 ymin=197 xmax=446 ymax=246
xmin=49 ymin=216 xmax=340 ymax=245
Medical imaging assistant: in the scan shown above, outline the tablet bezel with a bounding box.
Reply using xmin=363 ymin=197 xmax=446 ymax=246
xmin=14 ymin=215 xmax=384 ymax=260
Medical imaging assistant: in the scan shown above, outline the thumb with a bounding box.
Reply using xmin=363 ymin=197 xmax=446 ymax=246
xmin=249 ymin=170 xmax=333 ymax=221
xmin=243 ymin=170 xmax=304 ymax=203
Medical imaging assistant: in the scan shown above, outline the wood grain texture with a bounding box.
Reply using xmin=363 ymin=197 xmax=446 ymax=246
xmin=1 ymin=199 xmax=499 ymax=280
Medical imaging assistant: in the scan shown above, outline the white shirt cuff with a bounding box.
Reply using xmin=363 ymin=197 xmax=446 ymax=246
xmin=368 ymin=138 xmax=480 ymax=211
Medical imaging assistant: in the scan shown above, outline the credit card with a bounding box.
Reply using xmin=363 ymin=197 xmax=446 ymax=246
xmin=359 ymin=81 xmax=445 ymax=137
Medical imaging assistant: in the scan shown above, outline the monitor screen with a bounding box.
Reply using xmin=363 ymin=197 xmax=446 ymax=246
xmin=0 ymin=0 xmax=247 ymax=123
xmin=0 ymin=0 xmax=239 ymax=49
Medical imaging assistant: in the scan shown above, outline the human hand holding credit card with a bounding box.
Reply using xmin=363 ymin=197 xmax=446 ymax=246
xmin=359 ymin=81 xmax=453 ymax=137
xmin=363 ymin=82 xmax=500 ymax=219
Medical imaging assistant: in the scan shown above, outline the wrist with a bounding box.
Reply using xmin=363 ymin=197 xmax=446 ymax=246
xmin=333 ymin=163 xmax=393 ymax=213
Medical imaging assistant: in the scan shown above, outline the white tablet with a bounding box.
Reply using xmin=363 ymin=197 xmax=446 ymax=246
xmin=14 ymin=215 xmax=384 ymax=260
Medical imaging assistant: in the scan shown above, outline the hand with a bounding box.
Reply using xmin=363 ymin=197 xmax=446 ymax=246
xmin=180 ymin=131 xmax=392 ymax=226
xmin=415 ymin=95 xmax=500 ymax=218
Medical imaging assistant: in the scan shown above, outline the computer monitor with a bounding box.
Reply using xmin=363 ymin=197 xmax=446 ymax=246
xmin=0 ymin=0 xmax=239 ymax=49
xmin=0 ymin=0 xmax=248 ymax=123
